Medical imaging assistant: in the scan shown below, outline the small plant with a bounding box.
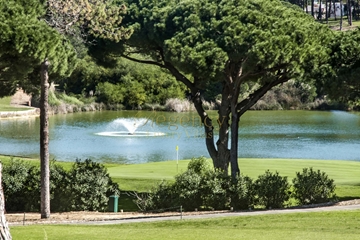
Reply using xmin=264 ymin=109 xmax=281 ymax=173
xmin=292 ymin=167 xmax=336 ymax=205
xmin=254 ymin=170 xmax=291 ymax=209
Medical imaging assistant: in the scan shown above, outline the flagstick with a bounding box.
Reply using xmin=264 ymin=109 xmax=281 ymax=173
xmin=176 ymin=145 xmax=179 ymax=173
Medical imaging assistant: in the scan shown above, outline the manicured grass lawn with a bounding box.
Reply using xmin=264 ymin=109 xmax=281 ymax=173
xmin=0 ymin=97 xmax=30 ymax=111
xmin=10 ymin=210 xmax=360 ymax=240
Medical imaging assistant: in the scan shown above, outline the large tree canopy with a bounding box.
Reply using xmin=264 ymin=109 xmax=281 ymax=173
xmin=0 ymin=0 xmax=77 ymax=97
xmin=91 ymin=0 xmax=333 ymax=177
xmin=323 ymin=30 xmax=360 ymax=108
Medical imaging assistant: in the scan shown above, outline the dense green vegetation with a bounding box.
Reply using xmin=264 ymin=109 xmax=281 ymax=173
xmin=2 ymin=158 xmax=119 ymax=212
xmin=10 ymin=210 xmax=360 ymax=240
xmin=0 ymin=0 xmax=77 ymax=97
xmin=1 ymin=156 xmax=359 ymax=213
xmin=134 ymin=157 xmax=336 ymax=211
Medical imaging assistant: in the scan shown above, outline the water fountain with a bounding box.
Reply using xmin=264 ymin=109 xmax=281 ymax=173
xmin=95 ymin=118 xmax=166 ymax=137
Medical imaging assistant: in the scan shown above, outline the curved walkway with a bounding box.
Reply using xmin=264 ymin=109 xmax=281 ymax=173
xmin=8 ymin=203 xmax=360 ymax=226
xmin=78 ymin=204 xmax=360 ymax=225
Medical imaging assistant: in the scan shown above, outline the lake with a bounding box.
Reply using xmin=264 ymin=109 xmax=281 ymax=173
xmin=0 ymin=110 xmax=359 ymax=163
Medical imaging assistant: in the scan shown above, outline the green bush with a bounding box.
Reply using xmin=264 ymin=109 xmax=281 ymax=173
xmin=2 ymin=159 xmax=119 ymax=212
xmin=292 ymin=167 xmax=336 ymax=205
xmin=50 ymin=163 xmax=72 ymax=212
xmin=68 ymin=159 xmax=120 ymax=211
xmin=254 ymin=170 xmax=291 ymax=209
xmin=229 ymin=175 xmax=255 ymax=210
xmin=2 ymin=159 xmax=40 ymax=212
xmin=96 ymin=82 xmax=125 ymax=104
xmin=201 ymin=170 xmax=230 ymax=210
xmin=187 ymin=156 xmax=212 ymax=175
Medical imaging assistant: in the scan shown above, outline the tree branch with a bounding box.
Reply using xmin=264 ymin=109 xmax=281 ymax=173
xmin=237 ymin=74 xmax=290 ymax=116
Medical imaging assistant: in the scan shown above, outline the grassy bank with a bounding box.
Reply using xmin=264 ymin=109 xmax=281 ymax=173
xmin=10 ymin=210 xmax=360 ymax=240
xmin=0 ymin=97 xmax=29 ymax=111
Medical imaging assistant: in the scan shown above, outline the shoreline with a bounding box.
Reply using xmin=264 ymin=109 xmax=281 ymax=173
xmin=0 ymin=108 xmax=40 ymax=119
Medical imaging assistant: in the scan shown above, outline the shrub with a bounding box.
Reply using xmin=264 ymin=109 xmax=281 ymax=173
xmin=68 ymin=159 xmax=119 ymax=211
xmin=50 ymin=163 xmax=72 ymax=212
xmin=2 ymin=159 xmax=119 ymax=212
xmin=187 ymin=156 xmax=212 ymax=175
xmin=229 ymin=175 xmax=255 ymax=210
xmin=172 ymin=169 xmax=203 ymax=210
xmin=2 ymin=159 xmax=40 ymax=212
xmin=201 ymin=170 xmax=230 ymax=210
xmin=292 ymin=167 xmax=336 ymax=205
xmin=254 ymin=170 xmax=291 ymax=209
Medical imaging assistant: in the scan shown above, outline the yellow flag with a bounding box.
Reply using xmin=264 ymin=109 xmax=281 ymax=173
xmin=176 ymin=146 xmax=179 ymax=151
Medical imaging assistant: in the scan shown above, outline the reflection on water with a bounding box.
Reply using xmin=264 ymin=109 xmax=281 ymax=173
xmin=0 ymin=110 xmax=359 ymax=163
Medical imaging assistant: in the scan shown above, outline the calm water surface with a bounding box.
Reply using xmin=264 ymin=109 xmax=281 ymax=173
xmin=0 ymin=110 xmax=359 ymax=163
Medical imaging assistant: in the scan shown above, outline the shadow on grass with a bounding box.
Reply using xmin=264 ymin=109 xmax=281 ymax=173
xmin=118 ymin=191 xmax=139 ymax=212
xmin=337 ymin=196 xmax=360 ymax=201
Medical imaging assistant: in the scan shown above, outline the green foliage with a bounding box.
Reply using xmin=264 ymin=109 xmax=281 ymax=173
xmin=0 ymin=0 xmax=77 ymax=97
xmin=2 ymin=159 xmax=120 ymax=212
xmin=96 ymin=82 xmax=126 ymax=104
xmin=2 ymin=159 xmax=40 ymax=211
xmin=254 ymin=170 xmax=291 ymax=209
xmin=59 ymin=56 xmax=186 ymax=108
xmin=229 ymin=175 xmax=255 ymax=210
xmin=136 ymin=157 xmax=252 ymax=211
xmin=48 ymin=90 xmax=62 ymax=106
xmin=292 ymin=167 xmax=336 ymax=205
xmin=322 ymin=30 xmax=360 ymax=109
xmin=68 ymin=159 xmax=120 ymax=211
xmin=49 ymin=163 xmax=72 ymax=212
xmin=187 ymin=156 xmax=212 ymax=175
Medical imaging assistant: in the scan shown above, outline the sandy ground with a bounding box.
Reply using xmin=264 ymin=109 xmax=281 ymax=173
xmin=6 ymin=199 xmax=360 ymax=226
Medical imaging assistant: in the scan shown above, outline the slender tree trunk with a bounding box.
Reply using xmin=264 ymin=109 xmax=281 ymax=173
xmin=348 ymin=0 xmax=353 ymax=25
xmin=40 ymin=59 xmax=50 ymax=219
xmin=311 ymin=0 xmax=315 ymax=17
xmin=334 ymin=0 xmax=337 ymax=20
xmin=319 ymin=0 xmax=323 ymax=20
xmin=230 ymin=113 xmax=240 ymax=178
xmin=327 ymin=0 xmax=331 ymax=23
xmin=0 ymin=164 xmax=12 ymax=240
xmin=340 ymin=0 xmax=343 ymax=30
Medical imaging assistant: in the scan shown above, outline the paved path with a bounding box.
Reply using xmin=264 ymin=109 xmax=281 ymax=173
xmin=72 ymin=204 xmax=360 ymax=225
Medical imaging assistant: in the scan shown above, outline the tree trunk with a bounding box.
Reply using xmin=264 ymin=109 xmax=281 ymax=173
xmin=40 ymin=59 xmax=50 ymax=219
xmin=348 ymin=0 xmax=353 ymax=25
xmin=327 ymin=0 xmax=330 ymax=23
xmin=0 ymin=164 xmax=12 ymax=240
xmin=340 ymin=0 xmax=343 ymax=30
xmin=334 ymin=0 xmax=337 ymax=20
xmin=318 ymin=0 xmax=322 ymax=20
xmin=311 ymin=0 xmax=315 ymax=17
xmin=230 ymin=113 xmax=240 ymax=178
